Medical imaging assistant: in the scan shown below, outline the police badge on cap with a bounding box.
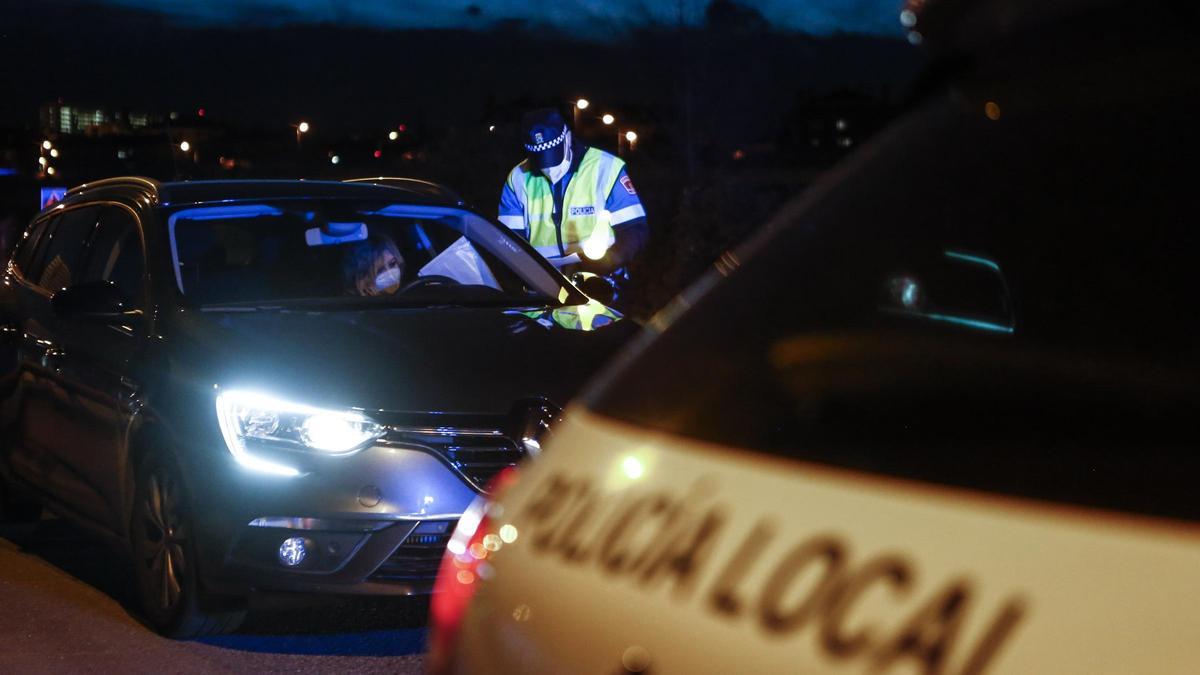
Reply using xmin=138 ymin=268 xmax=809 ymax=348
xmin=521 ymin=108 xmax=570 ymax=170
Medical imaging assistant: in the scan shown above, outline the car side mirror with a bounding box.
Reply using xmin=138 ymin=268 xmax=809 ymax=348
xmin=570 ymin=272 xmax=616 ymax=305
xmin=51 ymin=281 xmax=142 ymax=325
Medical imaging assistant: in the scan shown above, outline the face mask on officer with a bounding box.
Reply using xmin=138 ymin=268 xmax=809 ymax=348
xmin=542 ymin=131 xmax=573 ymax=185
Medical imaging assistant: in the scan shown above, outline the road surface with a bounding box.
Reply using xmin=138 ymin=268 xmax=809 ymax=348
xmin=0 ymin=515 xmax=426 ymax=674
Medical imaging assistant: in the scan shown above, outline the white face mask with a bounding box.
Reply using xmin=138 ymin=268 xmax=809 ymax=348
xmin=374 ymin=267 xmax=401 ymax=293
xmin=541 ymin=131 xmax=573 ymax=184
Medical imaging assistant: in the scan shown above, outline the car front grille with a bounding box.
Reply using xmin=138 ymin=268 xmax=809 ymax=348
xmin=383 ymin=425 xmax=526 ymax=491
xmin=370 ymin=522 xmax=456 ymax=584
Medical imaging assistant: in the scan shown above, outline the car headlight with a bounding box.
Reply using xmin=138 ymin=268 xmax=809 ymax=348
xmin=216 ymin=390 xmax=385 ymax=476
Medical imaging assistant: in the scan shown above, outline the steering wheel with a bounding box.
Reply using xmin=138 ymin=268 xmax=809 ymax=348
xmin=396 ymin=274 xmax=460 ymax=294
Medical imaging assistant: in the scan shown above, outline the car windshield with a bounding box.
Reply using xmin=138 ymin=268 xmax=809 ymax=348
xmin=166 ymin=200 xmax=568 ymax=307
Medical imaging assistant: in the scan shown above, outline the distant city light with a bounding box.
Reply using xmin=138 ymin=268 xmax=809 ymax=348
xmin=576 ymin=98 xmax=590 ymax=110
xmin=42 ymin=140 xmax=52 ymax=150
xmin=624 ymin=130 xmax=638 ymax=142
xmin=397 ymin=123 xmax=407 ymax=133
xmin=331 ymin=155 xmax=340 ymax=165
xmin=373 ymin=150 xmax=382 ymax=158
xmin=179 ymin=140 xmax=191 ymax=152
xmin=297 ymin=121 xmax=310 ymax=133
xmin=601 ymin=114 xmax=615 ymax=125
xmin=985 ymin=101 xmax=1002 ymax=121
xmin=388 ymin=130 xmax=399 ymax=141
xmin=488 ymin=125 xmax=496 ymax=132
xmin=198 ymin=108 xmax=206 ymax=117
xmin=49 ymin=148 xmax=59 ymax=158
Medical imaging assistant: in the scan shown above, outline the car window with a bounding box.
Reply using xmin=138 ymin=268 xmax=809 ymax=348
xmin=12 ymin=215 xmax=57 ymax=278
xmin=80 ymin=206 xmax=144 ymax=304
xmin=33 ymin=206 xmax=101 ymax=292
xmin=167 ymin=200 xmax=564 ymax=306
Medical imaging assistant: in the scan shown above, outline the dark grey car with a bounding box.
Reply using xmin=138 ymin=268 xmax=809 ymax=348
xmin=0 ymin=177 xmax=633 ymax=636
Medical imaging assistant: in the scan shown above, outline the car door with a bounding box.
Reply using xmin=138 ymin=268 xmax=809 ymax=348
xmin=1 ymin=212 xmax=60 ymax=489
xmin=11 ymin=204 xmax=107 ymax=519
xmin=43 ymin=204 xmax=147 ymax=532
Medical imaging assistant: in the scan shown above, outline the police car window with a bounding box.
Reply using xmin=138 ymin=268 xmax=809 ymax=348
xmin=34 ymin=206 xmax=101 ymax=292
xmin=168 ymin=201 xmax=548 ymax=306
xmin=80 ymin=207 xmax=144 ymax=303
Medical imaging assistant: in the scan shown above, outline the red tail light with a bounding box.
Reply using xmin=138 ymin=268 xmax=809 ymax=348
xmin=428 ymin=467 xmax=521 ymax=673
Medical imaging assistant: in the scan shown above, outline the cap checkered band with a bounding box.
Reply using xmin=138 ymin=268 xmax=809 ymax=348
xmin=524 ymin=125 xmax=568 ymax=152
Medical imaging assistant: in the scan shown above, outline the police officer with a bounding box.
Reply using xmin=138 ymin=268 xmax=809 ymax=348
xmin=498 ymin=108 xmax=648 ymax=289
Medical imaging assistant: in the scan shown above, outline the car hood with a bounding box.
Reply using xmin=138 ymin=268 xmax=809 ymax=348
xmin=166 ymin=302 xmax=637 ymax=415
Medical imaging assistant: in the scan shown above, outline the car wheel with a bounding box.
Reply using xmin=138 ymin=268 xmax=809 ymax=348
xmin=131 ymin=451 xmax=245 ymax=638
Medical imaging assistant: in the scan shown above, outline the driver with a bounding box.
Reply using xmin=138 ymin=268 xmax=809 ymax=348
xmin=343 ymin=235 xmax=405 ymax=296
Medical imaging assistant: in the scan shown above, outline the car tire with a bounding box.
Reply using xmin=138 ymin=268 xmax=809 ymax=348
xmin=130 ymin=450 xmax=246 ymax=638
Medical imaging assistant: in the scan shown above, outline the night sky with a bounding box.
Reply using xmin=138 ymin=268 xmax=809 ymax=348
xmin=102 ymin=0 xmax=905 ymax=36
xmin=0 ymin=0 xmax=920 ymax=137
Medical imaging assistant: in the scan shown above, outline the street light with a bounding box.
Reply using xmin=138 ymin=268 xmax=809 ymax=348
xmin=601 ymin=114 xmax=615 ymax=125
xmin=295 ymin=121 xmax=310 ymax=146
xmin=573 ymin=98 xmax=590 ymax=129
xmin=50 ymin=148 xmax=59 ymax=158
xmin=388 ymin=130 xmax=399 ymax=141
xmin=42 ymin=140 xmax=52 ymax=150
xmin=624 ymin=130 xmax=638 ymax=153
xmin=179 ymin=140 xmax=191 ymax=152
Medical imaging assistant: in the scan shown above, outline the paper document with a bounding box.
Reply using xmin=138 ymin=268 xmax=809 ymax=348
xmin=418 ymin=237 xmax=502 ymax=289
xmin=546 ymin=253 xmax=581 ymax=268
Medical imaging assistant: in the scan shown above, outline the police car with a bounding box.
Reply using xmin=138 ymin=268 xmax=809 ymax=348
xmin=428 ymin=0 xmax=1200 ymax=672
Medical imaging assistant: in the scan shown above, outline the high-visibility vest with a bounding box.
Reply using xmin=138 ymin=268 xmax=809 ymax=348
xmin=508 ymin=147 xmax=623 ymax=259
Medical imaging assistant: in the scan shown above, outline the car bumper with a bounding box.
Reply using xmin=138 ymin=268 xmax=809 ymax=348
xmin=184 ymin=441 xmax=478 ymax=597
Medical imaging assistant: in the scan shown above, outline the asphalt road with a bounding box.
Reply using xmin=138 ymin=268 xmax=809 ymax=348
xmin=0 ymin=515 xmax=426 ymax=674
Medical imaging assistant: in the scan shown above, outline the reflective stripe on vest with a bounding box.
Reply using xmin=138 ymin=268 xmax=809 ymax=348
xmin=520 ymin=148 xmax=625 ymax=257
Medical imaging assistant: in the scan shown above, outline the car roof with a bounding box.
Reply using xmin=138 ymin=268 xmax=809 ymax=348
xmin=57 ymin=176 xmax=464 ymax=211
xmin=158 ymin=179 xmax=461 ymax=208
